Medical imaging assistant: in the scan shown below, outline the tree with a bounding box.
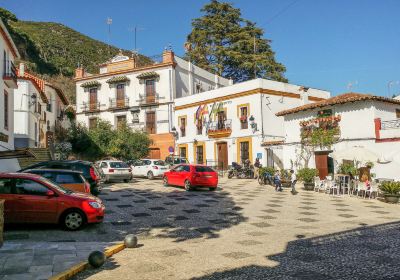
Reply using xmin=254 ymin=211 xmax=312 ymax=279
xmin=185 ymin=0 xmax=287 ymax=83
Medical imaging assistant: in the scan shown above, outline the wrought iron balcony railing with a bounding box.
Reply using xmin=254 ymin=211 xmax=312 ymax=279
xmin=207 ymin=119 xmax=232 ymax=138
xmin=381 ymin=119 xmax=400 ymax=130
xmin=3 ymin=60 xmax=17 ymax=84
xmin=138 ymin=93 xmax=160 ymax=106
xmin=81 ymin=102 xmax=100 ymax=112
xmin=109 ymin=97 xmax=129 ymax=109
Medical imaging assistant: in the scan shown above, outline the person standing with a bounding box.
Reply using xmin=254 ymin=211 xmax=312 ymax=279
xmin=274 ymin=170 xmax=282 ymax=191
xmin=254 ymin=158 xmax=260 ymax=179
xmin=290 ymin=170 xmax=298 ymax=194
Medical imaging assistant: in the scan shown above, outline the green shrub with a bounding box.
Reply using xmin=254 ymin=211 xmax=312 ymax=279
xmin=297 ymin=168 xmax=319 ymax=184
xmin=379 ymin=181 xmax=400 ymax=195
xmin=338 ymin=163 xmax=358 ymax=176
xmin=259 ymin=167 xmax=275 ymax=177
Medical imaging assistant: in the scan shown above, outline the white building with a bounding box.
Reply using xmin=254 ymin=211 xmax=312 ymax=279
xmin=14 ymin=64 xmax=70 ymax=149
xmin=74 ymin=50 xmax=230 ymax=159
xmin=275 ymin=93 xmax=400 ymax=180
xmin=0 ymin=19 xmax=21 ymax=172
xmin=174 ymin=78 xmax=329 ymax=169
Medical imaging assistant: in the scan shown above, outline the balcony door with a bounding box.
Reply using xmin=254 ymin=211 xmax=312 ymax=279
xmin=217 ymin=111 xmax=226 ymax=129
xmin=146 ymin=111 xmax=156 ymax=134
xmin=145 ymin=80 xmax=155 ymax=103
xmin=116 ymin=84 xmax=125 ymax=107
xmin=89 ymin=88 xmax=97 ymax=110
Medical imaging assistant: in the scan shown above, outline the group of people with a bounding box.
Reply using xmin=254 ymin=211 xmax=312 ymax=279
xmin=253 ymin=158 xmax=298 ymax=195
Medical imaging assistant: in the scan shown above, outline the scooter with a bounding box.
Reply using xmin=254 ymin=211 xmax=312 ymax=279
xmin=227 ymin=162 xmax=254 ymax=179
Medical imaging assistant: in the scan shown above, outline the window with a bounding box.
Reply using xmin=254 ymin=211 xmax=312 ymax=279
xmin=116 ymin=84 xmax=125 ymax=107
xmin=142 ymin=160 xmax=152 ymax=166
xmin=179 ymin=147 xmax=187 ymax=158
xmin=116 ymin=115 xmax=127 ymax=128
xmin=4 ymin=90 xmax=8 ymax=130
xmin=109 ymin=161 xmax=129 ymax=168
xmin=195 ymin=83 xmax=202 ymax=93
xmin=196 ymin=118 xmax=203 ymax=135
xmin=396 ymin=109 xmax=400 ymax=118
xmin=47 ymin=102 xmax=52 ymax=112
xmin=240 ymin=141 xmax=250 ymax=164
xmin=195 ymin=166 xmax=214 ymax=172
xmin=15 ymin=179 xmax=49 ymax=196
xmin=240 ymin=106 xmax=248 ymax=129
xmin=146 ymin=111 xmax=156 ymax=134
xmin=38 ymin=103 xmax=42 ymax=114
xmin=55 ymin=174 xmax=82 ymax=184
xmin=145 ymin=79 xmax=155 ymax=103
xmin=196 ymin=145 xmax=204 ymax=164
xmin=132 ymin=111 xmax=139 ymax=124
xmin=183 ymin=165 xmax=190 ymax=172
xmin=0 ymin=178 xmax=13 ymax=194
xmin=180 ymin=117 xmax=186 ymax=137
xmin=89 ymin=88 xmax=98 ymax=110
xmin=217 ymin=111 xmax=226 ymax=129
xmin=100 ymin=162 xmax=108 ymax=168
xmin=89 ymin=118 xmax=97 ymax=130
xmin=153 ymin=160 xmax=165 ymax=166
xmin=173 ymin=165 xmax=184 ymax=172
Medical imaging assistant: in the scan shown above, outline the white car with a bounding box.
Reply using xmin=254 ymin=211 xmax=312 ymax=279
xmin=98 ymin=160 xmax=132 ymax=183
xmin=130 ymin=159 xmax=168 ymax=179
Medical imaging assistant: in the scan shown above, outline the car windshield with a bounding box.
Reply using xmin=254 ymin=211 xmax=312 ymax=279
xmin=109 ymin=162 xmax=128 ymax=168
xmin=173 ymin=158 xmax=188 ymax=164
xmin=40 ymin=177 xmax=71 ymax=194
xmin=195 ymin=166 xmax=215 ymax=172
xmin=153 ymin=160 xmax=166 ymax=166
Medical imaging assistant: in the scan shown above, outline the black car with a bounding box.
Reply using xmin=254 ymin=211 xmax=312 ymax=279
xmin=19 ymin=160 xmax=102 ymax=195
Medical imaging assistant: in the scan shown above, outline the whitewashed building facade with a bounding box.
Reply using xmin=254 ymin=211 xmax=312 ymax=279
xmin=14 ymin=64 xmax=70 ymax=149
xmin=275 ymin=93 xmax=400 ymax=180
xmin=174 ymin=78 xmax=329 ymax=169
xmin=0 ymin=19 xmax=20 ymax=172
xmin=74 ymin=50 xmax=230 ymax=159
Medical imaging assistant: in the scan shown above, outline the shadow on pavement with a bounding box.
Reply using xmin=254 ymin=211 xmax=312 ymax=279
xmin=191 ymin=221 xmax=400 ymax=279
xmin=4 ymin=179 xmax=246 ymax=243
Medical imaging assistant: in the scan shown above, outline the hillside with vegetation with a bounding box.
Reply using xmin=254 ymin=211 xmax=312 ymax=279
xmin=0 ymin=8 xmax=150 ymax=103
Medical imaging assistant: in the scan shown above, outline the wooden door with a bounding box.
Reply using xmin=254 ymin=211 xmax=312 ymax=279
xmin=217 ymin=142 xmax=228 ymax=170
xmin=89 ymin=88 xmax=97 ymax=110
xmin=148 ymin=148 xmax=160 ymax=159
xmin=145 ymin=80 xmax=155 ymax=103
xmin=116 ymin=84 xmax=125 ymax=107
xmin=146 ymin=111 xmax=156 ymax=134
xmin=315 ymin=153 xmax=328 ymax=179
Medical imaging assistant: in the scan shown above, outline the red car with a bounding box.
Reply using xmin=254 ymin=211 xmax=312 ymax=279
xmin=0 ymin=173 xmax=105 ymax=230
xmin=163 ymin=164 xmax=218 ymax=191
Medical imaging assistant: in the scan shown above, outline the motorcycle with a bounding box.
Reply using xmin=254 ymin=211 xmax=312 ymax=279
xmin=228 ymin=162 xmax=254 ymax=179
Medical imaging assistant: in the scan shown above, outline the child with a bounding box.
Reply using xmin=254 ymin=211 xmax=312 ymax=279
xmin=274 ymin=171 xmax=282 ymax=192
xmin=290 ymin=170 xmax=298 ymax=195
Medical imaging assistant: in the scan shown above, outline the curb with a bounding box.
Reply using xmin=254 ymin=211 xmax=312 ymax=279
xmin=49 ymin=243 xmax=126 ymax=280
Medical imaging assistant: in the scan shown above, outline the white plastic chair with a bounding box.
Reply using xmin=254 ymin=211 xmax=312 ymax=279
xmin=314 ymin=176 xmax=324 ymax=192
xmin=354 ymin=181 xmax=366 ymax=198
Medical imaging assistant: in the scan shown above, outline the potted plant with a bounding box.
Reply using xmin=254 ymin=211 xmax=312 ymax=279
xmin=379 ymin=181 xmax=400 ymax=203
xmin=239 ymin=115 xmax=247 ymax=123
xmin=297 ymin=168 xmax=319 ymax=190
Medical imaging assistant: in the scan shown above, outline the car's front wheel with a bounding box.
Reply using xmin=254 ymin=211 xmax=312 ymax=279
xmin=163 ymin=176 xmax=169 ymax=186
xmin=184 ymin=180 xmax=192 ymax=191
xmin=62 ymin=210 xmax=86 ymax=231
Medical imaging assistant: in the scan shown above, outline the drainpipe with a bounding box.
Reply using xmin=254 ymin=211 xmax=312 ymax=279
xmin=260 ymin=92 xmax=264 ymax=139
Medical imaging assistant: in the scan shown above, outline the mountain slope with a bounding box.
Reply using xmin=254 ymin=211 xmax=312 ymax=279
xmin=0 ymin=8 xmax=150 ymax=102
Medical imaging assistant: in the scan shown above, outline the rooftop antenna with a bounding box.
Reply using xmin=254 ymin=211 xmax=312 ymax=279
xmin=106 ymin=17 xmax=112 ymax=56
xmin=347 ymin=80 xmax=358 ymax=92
xmin=388 ymin=81 xmax=399 ymax=98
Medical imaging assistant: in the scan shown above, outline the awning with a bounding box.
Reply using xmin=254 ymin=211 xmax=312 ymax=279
xmin=136 ymin=71 xmax=159 ymax=80
xmin=106 ymin=76 xmax=130 ymax=84
xmin=0 ymin=149 xmax=34 ymax=159
xmin=80 ymin=81 xmax=101 ymax=88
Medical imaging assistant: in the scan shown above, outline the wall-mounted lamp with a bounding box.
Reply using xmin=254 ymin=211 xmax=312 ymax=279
xmin=249 ymin=115 xmax=258 ymax=133
xmin=171 ymin=126 xmax=179 ymax=139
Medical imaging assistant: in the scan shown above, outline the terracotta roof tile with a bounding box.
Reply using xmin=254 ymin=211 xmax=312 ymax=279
xmin=16 ymin=70 xmax=48 ymax=103
xmin=276 ymin=93 xmax=400 ymax=116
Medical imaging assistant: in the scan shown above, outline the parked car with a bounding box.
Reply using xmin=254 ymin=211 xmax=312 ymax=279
xmin=130 ymin=159 xmax=168 ymax=179
xmin=19 ymin=160 xmax=102 ymax=195
xmin=0 ymin=173 xmax=105 ymax=230
xmin=163 ymin=164 xmax=218 ymax=191
xmin=22 ymin=169 xmax=90 ymax=193
xmin=98 ymin=160 xmax=132 ymax=183
xmin=165 ymin=155 xmax=189 ymax=167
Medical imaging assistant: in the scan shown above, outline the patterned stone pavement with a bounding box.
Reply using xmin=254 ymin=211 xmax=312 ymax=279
xmin=2 ymin=177 xmax=400 ymax=279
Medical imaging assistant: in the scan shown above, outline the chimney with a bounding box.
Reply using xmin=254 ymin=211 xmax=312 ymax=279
xmin=299 ymin=86 xmax=309 ymax=105
xmin=19 ymin=63 xmax=25 ymax=76
xmin=75 ymin=67 xmax=85 ymax=79
xmin=162 ymin=50 xmax=174 ymax=64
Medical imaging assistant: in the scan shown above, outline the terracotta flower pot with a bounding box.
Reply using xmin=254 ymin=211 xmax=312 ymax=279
xmin=303 ymin=183 xmax=314 ymax=191
xmin=384 ymin=194 xmax=400 ymax=204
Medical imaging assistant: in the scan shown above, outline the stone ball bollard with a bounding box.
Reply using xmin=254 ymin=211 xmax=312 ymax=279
xmin=124 ymin=234 xmax=138 ymax=248
xmin=88 ymin=251 xmax=106 ymax=268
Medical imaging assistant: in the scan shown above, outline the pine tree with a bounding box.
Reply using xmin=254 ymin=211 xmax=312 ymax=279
xmin=186 ymin=0 xmax=287 ymax=83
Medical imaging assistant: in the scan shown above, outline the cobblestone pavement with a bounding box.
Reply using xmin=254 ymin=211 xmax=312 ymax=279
xmin=3 ymin=177 xmax=400 ymax=279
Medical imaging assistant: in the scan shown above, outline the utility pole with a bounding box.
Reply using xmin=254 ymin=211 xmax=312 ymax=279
xmin=106 ymin=17 xmax=112 ymax=56
xmin=253 ymin=36 xmax=257 ymax=79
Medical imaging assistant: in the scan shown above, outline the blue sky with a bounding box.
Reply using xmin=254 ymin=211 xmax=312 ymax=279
xmin=1 ymin=0 xmax=399 ymax=97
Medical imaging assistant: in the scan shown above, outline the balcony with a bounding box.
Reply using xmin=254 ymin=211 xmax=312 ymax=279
xmin=109 ymin=97 xmax=129 ymax=110
xmin=81 ymin=102 xmax=100 ymax=113
xmin=138 ymin=93 xmax=160 ymax=106
xmin=3 ymin=60 xmax=17 ymax=88
xmin=207 ymin=119 xmax=232 ymax=138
